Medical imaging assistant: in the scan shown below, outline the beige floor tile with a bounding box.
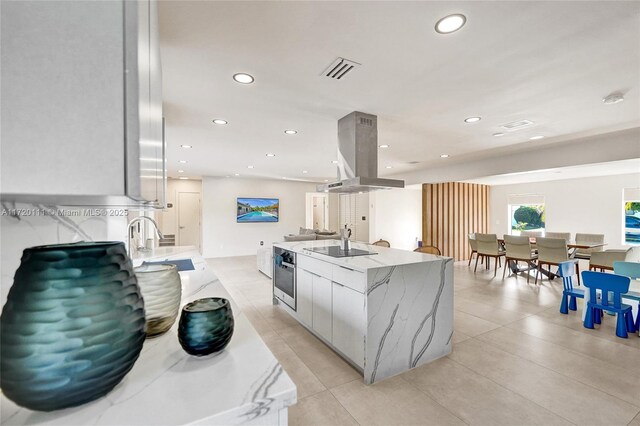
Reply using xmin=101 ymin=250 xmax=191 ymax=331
xmin=451 ymin=330 xmax=472 ymax=344
xmin=252 ymin=303 xmax=301 ymax=330
xmin=289 ymin=390 xmax=358 ymax=426
xmin=449 ymin=338 xmax=639 ymax=425
xmin=330 ymin=376 xmax=465 ymax=425
xmin=453 ymin=310 xmax=501 ymax=337
xmin=507 ymin=315 xmax=640 ymax=374
xmin=455 ymin=298 xmax=530 ymax=325
xmin=278 ymin=325 xmax=361 ymax=388
xmin=401 ymin=357 xmax=571 ymax=426
xmin=476 ymin=326 xmax=640 ymax=406
xmin=629 ymin=411 xmax=640 ymax=426
xmin=241 ymin=305 xmax=276 ymax=336
xmin=456 ymin=289 xmax=549 ymax=315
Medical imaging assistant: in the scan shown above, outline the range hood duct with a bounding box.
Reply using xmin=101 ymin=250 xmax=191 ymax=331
xmin=316 ymin=112 xmax=405 ymax=194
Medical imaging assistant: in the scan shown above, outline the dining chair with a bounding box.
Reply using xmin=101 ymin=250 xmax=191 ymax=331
xmin=414 ymin=246 xmax=441 ymax=255
xmin=613 ymin=261 xmax=640 ymax=333
xmin=557 ymin=260 xmax=584 ymax=314
xmin=574 ymin=233 xmax=605 ymax=260
xmin=502 ymin=235 xmax=537 ymax=283
xmin=535 ymin=237 xmax=580 ymax=285
xmin=520 ymin=230 xmax=543 ymax=238
xmin=372 ymin=239 xmax=391 ymax=248
xmin=544 ymin=232 xmax=571 ymax=243
xmin=582 ymin=270 xmax=635 ymax=338
xmin=474 ymin=234 xmax=505 ymax=277
xmin=590 ymin=248 xmax=638 ymax=271
xmin=468 ymin=233 xmax=479 ymax=267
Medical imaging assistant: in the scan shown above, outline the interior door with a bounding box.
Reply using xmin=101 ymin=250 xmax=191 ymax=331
xmin=312 ymin=196 xmax=325 ymax=229
xmin=178 ymin=192 xmax=200 ymax=249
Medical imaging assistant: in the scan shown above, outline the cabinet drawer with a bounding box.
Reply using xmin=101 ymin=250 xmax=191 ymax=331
xmin=332 ymin=264 xmax=365 ymax=293
xmin=298 ymin=255 xmax=332 ymax=279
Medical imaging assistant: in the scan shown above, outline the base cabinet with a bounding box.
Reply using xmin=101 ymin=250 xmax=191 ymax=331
xmin=332 ymin=283 xmax=366 ymax=368
xmin=296 ymin=269 xmax=313 ymax=327
xmin=311 ymin=274 xmax=332 ymax=342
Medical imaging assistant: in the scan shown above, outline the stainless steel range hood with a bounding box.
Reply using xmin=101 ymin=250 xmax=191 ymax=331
xmin=316 ymin=112 xmax=405 ymax=193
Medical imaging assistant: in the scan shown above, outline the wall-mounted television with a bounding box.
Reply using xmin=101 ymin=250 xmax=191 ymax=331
xmin=237 ymin=197 xmax=279 ymax=223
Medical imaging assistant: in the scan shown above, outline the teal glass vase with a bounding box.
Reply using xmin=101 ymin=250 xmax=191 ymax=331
xmin=178 ymin=298 xmax=234 ymax=356
xmin=0 ymin=242 xmax=146 ymax=412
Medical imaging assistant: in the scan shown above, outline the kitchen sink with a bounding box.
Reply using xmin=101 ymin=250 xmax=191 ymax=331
xmin=141 ymin=258 xmax=195 ymax=271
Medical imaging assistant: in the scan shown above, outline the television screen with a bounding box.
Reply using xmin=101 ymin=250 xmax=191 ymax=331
xmin=237 ymin=198 xmax=279 ymax=223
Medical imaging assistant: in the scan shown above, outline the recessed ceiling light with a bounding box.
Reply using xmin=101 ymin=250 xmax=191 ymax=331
xmin=180 ymin=144 xmax=192 ymax=149
xmin=247 ymin=165 xmax=254 ymax=169
xmin=302 ymin=170 xmax=308 ymax=174
xmin=464 ymin=116 xmax=481 ymax=123
xmin=284 ymin=129 xmax=297 ymax=135
xmin=266 ymin=153 xmax=276 ymax=157
xmin=324 ymin=179 xmax=329 ymax=182
xmin=178 ymin=170 xmax=185 ymax=173
xmin=233 ymin=73 xmax=254 ymax=84
xmin=493 ymin=132 xmax=505 ymax=137
xmin=379 ymin=144 xmax=390 ymax=149
xmin=440 ymin=154 xmax=450 ymax=158
xmin=234 ymin=173 xmax=240 ymax=176
xmin=179 ymin=177 xmax=188 ymax=180
xmin=530 ymin=135 xmax=545 ymax=140
xmin=331 ymin=160 xmax=338 ymax=164
xmin=179 ymin=160 xmax=188 ymax=164
xmin=225 ymin=175 xmax=230 ymax=178
xmin=385 ymin=166 xmax=393 ymax=169
xmin=603 ymin=92 xmax=624 ymax=105
xmin=435 ymin=14 xmax=467 ymax=34
xmin=212 ymin=119 xmax=228 ymax=125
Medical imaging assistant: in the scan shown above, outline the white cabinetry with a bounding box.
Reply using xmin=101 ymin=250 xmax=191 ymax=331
xmin=311 ymin=274 xmax=333 ymax=342
xmin=332 ymin=282 xmax=366 ymax=368
xmin=0 ymin=0 xmax=165 ymax=207
xmin=296 ymin=269 xmax=313 ymax=327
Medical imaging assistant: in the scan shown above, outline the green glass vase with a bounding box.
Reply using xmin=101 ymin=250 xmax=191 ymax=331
xmin=178 ymin=298 xmax=234 ymax=356
xmin=0 ymin=241 xmax=146 ymax=411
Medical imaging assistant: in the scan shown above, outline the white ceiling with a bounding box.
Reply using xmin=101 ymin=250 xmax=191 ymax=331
xmin=463 ymin=158 xmax=640 ymax=186
xmin=158 ymin=1 xmax=640 ymax=183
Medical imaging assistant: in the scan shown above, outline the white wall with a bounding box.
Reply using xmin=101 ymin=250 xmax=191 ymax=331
xmin=490 ymin=173 xmax=640 ymax=249
xmin=202 ymin=177 xmax=317 ymax=258
xmin=369 ymin=188 xmax=422 ymax=251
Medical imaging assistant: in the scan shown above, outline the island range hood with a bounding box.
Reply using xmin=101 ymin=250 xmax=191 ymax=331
xmin=316 ymin=111 xmax=405 ymax=193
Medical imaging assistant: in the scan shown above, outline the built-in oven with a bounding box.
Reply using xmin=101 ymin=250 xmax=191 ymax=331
xmin=273 ymin=247 xmax=296 ymax=310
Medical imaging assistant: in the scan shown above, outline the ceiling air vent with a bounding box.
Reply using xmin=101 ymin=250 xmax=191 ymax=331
xmin=323 ymin=57 xmax=360 ymax=80
xmin=500 ymin=119 xmax=534 ymax=131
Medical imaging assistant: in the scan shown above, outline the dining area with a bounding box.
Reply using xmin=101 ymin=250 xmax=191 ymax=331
xmin=468 ymin=231 xmax=640 ymax=339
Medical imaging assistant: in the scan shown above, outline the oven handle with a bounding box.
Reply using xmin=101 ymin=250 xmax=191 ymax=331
xmin=281 ymin=261 xmax=295 ymax=269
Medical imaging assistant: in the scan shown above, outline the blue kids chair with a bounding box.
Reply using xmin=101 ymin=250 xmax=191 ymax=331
xmin=582 ymin=271 xmax=635 ymax=338
xmin=558 ymin=260 xmax=584 ymax=314
xmin=613 ymin=261 xmax=640 ymax=333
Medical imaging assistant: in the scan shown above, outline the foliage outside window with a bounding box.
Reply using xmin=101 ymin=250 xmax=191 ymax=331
xmin=624 ymin=201 xmax=640 ymax=245
xmin=510 ymin=204 xmax=545 ymax=235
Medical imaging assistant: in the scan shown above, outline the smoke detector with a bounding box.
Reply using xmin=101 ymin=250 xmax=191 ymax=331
xmin=603 ymin=92 xmax=624 ymax=105
xmin=323 ymin=58 xmax=361 ymax=80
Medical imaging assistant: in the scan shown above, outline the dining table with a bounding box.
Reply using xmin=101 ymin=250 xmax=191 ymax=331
xmin=496 ymin=237 xmax=608 ymax=279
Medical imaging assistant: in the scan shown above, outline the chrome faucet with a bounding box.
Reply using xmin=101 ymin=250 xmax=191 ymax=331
xmin=127 ymin=216 xmax=164 ymax=257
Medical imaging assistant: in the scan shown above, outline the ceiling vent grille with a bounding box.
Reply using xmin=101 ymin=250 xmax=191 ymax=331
xmin=323 ymin=57 xmax=360 ymax=80
xmin=500 ymin=119 xmax=534 ymax=131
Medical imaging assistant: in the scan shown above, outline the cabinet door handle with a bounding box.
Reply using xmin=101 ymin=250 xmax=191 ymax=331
xmin=333 ymin=281 xmax=345 ymax=287
xmin=339 ymin=265 xmax=355 ymax=272
xmin=306 ymin=270 xmax=321 ymax=278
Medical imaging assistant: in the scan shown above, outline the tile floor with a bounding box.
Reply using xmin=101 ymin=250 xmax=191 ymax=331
xmin=206 ymin=256 xmax=640 ymax=426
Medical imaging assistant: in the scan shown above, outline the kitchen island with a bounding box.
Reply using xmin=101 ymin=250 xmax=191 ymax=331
xmin=272 ymin=240 xmax=453 ymax=384
xmin=1 ymin=247 xmax=296 ymax=426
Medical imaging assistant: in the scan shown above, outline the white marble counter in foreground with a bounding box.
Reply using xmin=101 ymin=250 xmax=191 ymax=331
xmin=273 ymin=240 xmax=454 ymax=384
xmin=1 ymin=246 xmax=296 ymax=426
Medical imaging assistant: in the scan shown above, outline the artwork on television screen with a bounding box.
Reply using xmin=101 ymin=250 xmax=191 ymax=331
xmin=237 ymin=198 xmax=279 ymax=223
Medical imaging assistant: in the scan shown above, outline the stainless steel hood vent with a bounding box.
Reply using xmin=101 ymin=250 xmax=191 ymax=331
xmin=316 ymin=112 xmax=405 ymax=193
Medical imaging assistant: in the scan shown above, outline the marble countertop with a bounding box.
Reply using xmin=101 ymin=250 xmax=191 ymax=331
xmin=1 ymin=246 xmax=297 ymax=425
xmin=273 ymin=239 xmax=448 ymax=272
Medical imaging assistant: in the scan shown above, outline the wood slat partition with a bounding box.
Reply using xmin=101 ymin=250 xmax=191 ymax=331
xmin=422 ymin=183 xmax=490 ymax=261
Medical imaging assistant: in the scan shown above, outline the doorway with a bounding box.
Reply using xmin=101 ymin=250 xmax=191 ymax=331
xmin=312 ymin=196 xmax=326 ymax=230
xmin=178 ymin=192 xmax=201 ymax=250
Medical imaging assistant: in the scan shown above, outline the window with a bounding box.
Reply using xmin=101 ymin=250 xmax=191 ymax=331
xmin=507 ymin=195 xmax=545 ymax=236
xmin=624 ymin=188 xmax=640 ymax=245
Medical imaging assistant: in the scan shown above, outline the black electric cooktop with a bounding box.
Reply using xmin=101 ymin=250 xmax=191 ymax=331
xmin=305 ymin=246 xmax=377 ymax=258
